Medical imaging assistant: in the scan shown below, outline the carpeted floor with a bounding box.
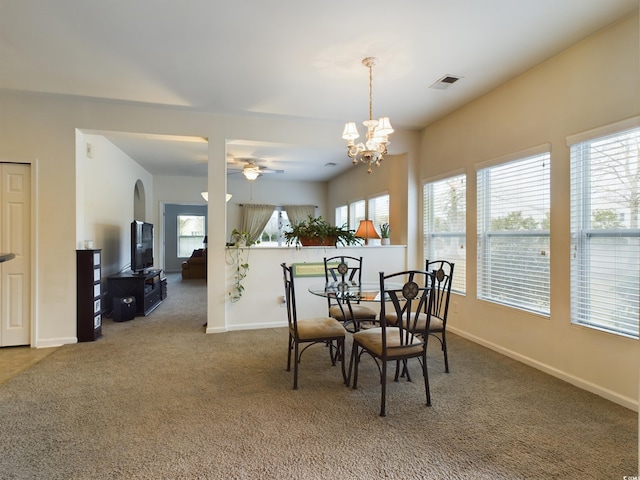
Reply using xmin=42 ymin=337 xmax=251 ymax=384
xmin=0 ymin=273 xmax=636 ymax=479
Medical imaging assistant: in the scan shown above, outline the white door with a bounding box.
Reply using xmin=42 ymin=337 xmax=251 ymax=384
xmin=0 ymin=163 xmax=31 ymax=347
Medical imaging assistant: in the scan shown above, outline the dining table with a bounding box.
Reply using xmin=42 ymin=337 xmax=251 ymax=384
xmin=308 ymin=280 xmax=404 ymax=332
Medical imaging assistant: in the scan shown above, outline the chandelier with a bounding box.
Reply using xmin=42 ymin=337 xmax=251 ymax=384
xmin=342 ymin=57 xmax=394 ymax=174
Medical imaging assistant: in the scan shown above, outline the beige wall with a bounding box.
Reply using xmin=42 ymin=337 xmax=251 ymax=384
xmin=0 ymin=90 xmax=417 ymax=348
xmin=420 ymin=13 xmax=639 ymax=407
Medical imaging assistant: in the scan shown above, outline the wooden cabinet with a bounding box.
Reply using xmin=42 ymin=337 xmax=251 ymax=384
xmin=107 ymin=269 xmax=165 ymax=316
xmin=76 ymin=249 xmax=103 ymax=342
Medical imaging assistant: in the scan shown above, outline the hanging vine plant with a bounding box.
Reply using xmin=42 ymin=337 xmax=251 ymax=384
xmin=226 ymin=229 xmax=255 ymax=303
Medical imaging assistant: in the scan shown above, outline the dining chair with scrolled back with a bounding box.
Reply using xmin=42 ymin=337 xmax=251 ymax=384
xmin=384 ymin=259 xmax=454 ymax=373
xmin=281 ymin=263 xmax=347 ymax=390
xmin=424 ymin=259 xmax=454 ymax=373
xmin=349 ymin=269 xmax=436 ymax=416
xmin=323 ymin=255 xmax=377 ymax=332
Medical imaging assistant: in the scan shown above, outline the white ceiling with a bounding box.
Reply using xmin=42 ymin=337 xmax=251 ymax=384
xmin=1 ymin=0 xmax=637 ymax=181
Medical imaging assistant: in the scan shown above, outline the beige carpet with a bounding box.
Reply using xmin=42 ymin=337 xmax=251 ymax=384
xmin=0 ymin=274 xmax=636 ymax=479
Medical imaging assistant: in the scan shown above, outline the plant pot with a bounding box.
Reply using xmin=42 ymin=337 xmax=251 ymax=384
xmin=299 ymin=236 xmax=337 ymax=247
xmin=381 ymin=238 xmax=391 ymax=245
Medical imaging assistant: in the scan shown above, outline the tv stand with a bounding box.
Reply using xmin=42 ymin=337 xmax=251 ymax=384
xmin=107 ymin=269 xmax=166 ymax=316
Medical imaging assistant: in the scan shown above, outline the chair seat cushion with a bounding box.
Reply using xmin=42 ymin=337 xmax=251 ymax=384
xmin=329 ymin=304 xmax=377 ymax=320
xmin=294 ymin=317 xmax=346 ymax=341
xmin=353 ymin=327 xmax=424 ymax=358
xmin=384 ymin=313 xmax=444 ymax=332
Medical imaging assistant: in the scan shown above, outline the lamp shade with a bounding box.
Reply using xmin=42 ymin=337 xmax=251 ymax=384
xmin=342 ymin=122 xmax=360 ymax=140
xmin=355 ymin=219 xmax=380 ymax=241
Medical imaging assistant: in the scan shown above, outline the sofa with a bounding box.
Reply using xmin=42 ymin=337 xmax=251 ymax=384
xmin=181 ymin=249 xmax=207 ymax=279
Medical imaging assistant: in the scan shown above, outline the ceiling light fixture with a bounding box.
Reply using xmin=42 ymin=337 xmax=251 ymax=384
xmin=342 ymin=57 xmax=394 ymax=174
xmin=242 ymin=166 xmax=261 ymax=181
xmin=201 ymin=192 xmax=232 ymax=202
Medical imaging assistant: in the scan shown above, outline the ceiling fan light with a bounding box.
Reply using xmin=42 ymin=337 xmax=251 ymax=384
xmin=243 ymin=167 xmax=260 ymax=181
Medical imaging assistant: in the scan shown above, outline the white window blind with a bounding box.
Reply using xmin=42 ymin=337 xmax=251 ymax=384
xmin=477 ymin=152 xmax=550 ymax=314
xmin=349 ymin=200 xmax=365 ymax=231
xmin=368 ymin=194 xmax=389 ymax=236
xmin=335 ymin=205 xmax=347 ymax=227
xmin=423 ymin=174 xmax=466 ymax=294
xmin=569 ymin=125 xmax=640 ymax=338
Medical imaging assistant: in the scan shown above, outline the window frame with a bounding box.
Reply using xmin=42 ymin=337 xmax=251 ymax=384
xmin=476 ymin=145 xmax=551 ymax=315
xmin=568 ymin=118 xmax=640 ymax=338
xmin=423 ymin=172 xmax=467 ymax=295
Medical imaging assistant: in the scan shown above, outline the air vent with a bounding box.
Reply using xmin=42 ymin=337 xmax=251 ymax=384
xmin=430 ymin=75 xmax=462 ymax=90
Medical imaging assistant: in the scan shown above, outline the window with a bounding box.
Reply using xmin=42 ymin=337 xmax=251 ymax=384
xmin=569 ymin=120 xmax=640 ymax=338
xmin=477 ymin=148 xmax=550 ymax=314
xmin=258 ymin=208 xmax=290 ymax=247
xmin=368 ymin=194 xmax=389 ymax=235
xmin=335 ymin=205 xmax=348 ymax=227
xmin=349 ymin=200 xmax=365 ymax=231
xmin=177 ymin=215 xmax=205 ymax=257
xmin=423 ymin=174 xmax=466 ymax=294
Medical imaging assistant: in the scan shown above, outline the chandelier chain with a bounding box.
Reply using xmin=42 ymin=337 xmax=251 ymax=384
xmin=368 ymin=63 xmax=373 ymax=122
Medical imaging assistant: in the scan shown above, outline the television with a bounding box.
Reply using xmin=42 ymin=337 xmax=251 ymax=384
xmin=131 ymin=220 xmax=154 ymax=274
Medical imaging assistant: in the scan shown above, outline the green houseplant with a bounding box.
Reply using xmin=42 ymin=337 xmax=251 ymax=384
xmin=226 ymin=229 xmax=257 ymax=303
xmin=380 ymin=223 xmax=390 ymax=245
xmin=284 ymin=215 xmax=362 ymax=248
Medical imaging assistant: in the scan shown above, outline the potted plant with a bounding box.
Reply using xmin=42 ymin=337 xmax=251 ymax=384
xmin=284 ymin=215 xmax=362 ymax=248
xmin=226 ymin=229 xmax=258 ymax=303
xmin=380 ymin=223 xmax=390 ymax=245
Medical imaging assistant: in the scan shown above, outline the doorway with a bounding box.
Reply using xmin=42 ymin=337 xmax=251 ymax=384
xmin=0 ymin=163 xmax=31 ymax=347
xmin=164 ymin=204 xmax=207 ymax=272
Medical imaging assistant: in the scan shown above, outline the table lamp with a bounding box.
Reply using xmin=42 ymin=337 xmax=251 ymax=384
xmin=355 ymin=219 xmax=380 ymax=246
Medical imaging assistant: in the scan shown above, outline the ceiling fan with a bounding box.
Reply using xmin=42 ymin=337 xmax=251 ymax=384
xmin=227 ymin=158 xmax=284 ymax=181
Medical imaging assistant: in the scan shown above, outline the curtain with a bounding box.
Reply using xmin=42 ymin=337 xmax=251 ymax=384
xmin=284 ymin=205 xmax=315 ymax=226
xmin=240 ymin=204 xmax=275 ymax=244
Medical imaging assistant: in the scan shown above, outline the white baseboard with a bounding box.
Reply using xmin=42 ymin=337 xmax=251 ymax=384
xmin=226 ymin=321 xmax=287 ymax=331
xmin=34 ymin=337 xmax=77 ymax=348
xmin=448 ymin=326 xmax=638 ymax=412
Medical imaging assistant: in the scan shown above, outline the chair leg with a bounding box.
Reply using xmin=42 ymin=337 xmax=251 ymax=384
xmin=339 ymin=338 xmax=347 ymax=385
xmin=423 ymin=351 xmax=431 ymax=407
xmin=380 ymin=360 xmax=387 ymax=417
xmin=293 ymin=341 xmax=299 ymax=390
xmin=286 ymin=333 xmax=293 ymax=372
xmin=349 ymin=342 xmax=359 ymax=389
xmin=442 ymin=331 xmax=449 ymax=373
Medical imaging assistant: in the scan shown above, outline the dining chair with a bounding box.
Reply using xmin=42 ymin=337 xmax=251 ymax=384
xmin=349 ymin=269 xmax=435 ymax=416
xmin=384 ymin=260 xmax=454 ymax=373
xmin=281 ymin=263 xmax=347 ymax=390
xmin=323 ymin=255 xmax=378 ymax=332
xmin=424 ymin=259 xmax=454 ymax=373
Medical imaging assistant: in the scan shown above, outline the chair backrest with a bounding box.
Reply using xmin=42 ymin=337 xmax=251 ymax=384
xmin=324 ymin=256 xmax=365 ymax=310
xmin=324 ymin=255 xmax=364 ymax=284
xmin=425 ymin=260 xmax=454 ymax=324
xmin=379 ymin=270 xmax=435 ymax=353
xmin=281 ymin=263 xmax=298 ymax=332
